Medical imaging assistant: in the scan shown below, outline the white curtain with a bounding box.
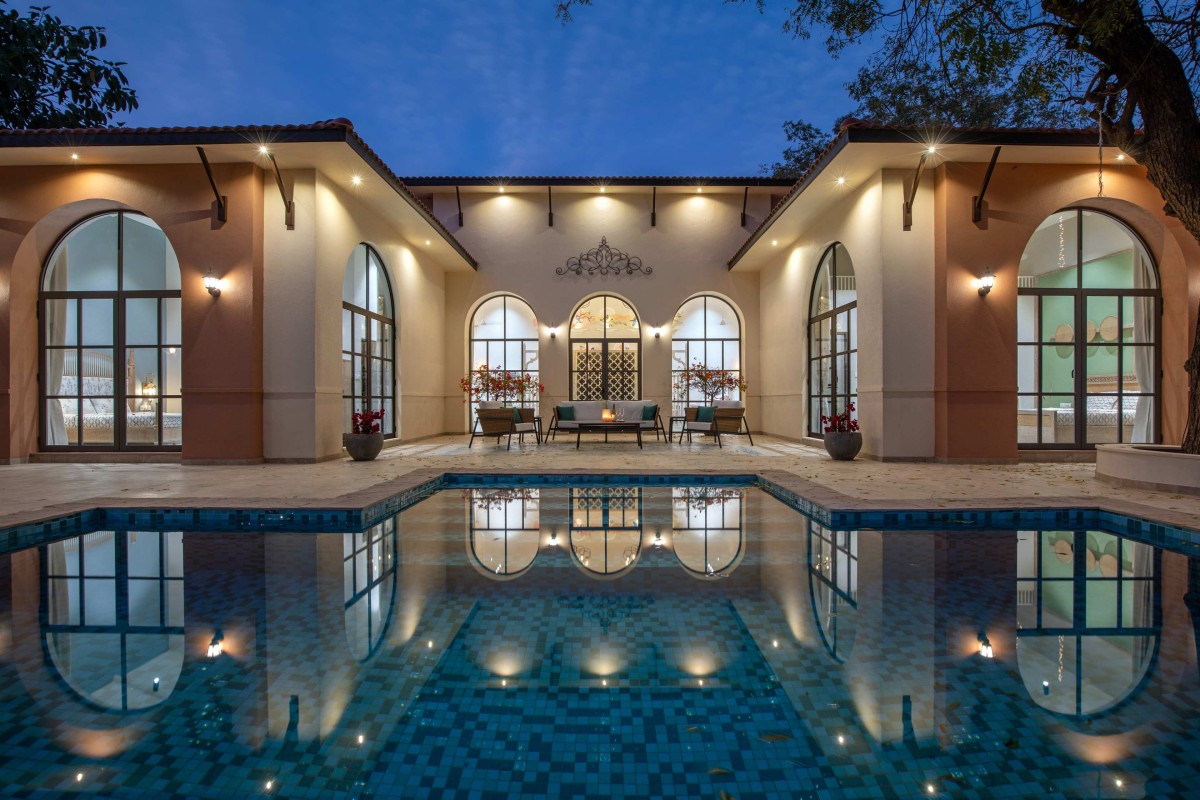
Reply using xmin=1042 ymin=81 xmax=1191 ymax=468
xmin=46 ymin=247 xmax=68 ymax=445
xmin=1132 ymin=252 xmax=1154 ymax=442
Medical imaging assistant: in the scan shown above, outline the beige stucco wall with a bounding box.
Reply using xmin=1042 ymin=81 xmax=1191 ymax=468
xmin=756 ymin=169 xmax=937 ymax=459
xmin=262 ymin=170 xmax=446 ymax=462
xmin=430 ymin=189 xmax=771 ymax=432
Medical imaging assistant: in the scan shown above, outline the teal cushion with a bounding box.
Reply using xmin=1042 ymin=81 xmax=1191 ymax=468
xmin=642 ymin=404 xmax=657 ymax=421
xmin=696 ymin=406 xmax=715 ymax=423
xmin=557 ymin=405 xmax=575 ymax=421
xmin=513 ymin=408 xmax=523 ymax=423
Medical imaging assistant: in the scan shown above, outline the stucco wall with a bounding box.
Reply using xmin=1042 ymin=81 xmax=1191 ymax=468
xmin=431 ymin=189 xmax=768 ymax=432
xmin=0 ymin=163 xmax=265 ymax=463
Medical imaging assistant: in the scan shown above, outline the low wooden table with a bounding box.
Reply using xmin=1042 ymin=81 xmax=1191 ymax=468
xmin=574 ymin=421 xmax=644 ymax=449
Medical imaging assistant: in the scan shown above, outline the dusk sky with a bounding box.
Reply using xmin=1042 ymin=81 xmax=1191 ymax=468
xmin=29 ymin=1 xmax=872 ymax=176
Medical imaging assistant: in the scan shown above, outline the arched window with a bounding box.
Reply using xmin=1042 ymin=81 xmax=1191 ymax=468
xmin=569 ymin=295 xmax=640 ymax=400
xmin=342 ymin=244 xmax=396 ymax=437
xmin=808 ymin=244 xmax=857 ymax=436
xmin=568 ymin=488 xmax=642 ymax=578
xmin=671 ymin=488 xmax=744 ymax=579
xmin=1017 ymin=209 xmax=1160 ymax=448
xmin=43 ymin=531 xmax=184 ymax=710
xmin=1015 ymin=530 xmax=1159 ymax=716
xmin=41 ymin=212 xmax=183 ymax=450
xmin=808 ymin=522 xmax=857 ymax=662
xmin=344 ymin=518 xmax=397 ymax=661
xmin=467 ymin=488 xmax=541 ymax=579
xmin=468 ymin=295 xmax=539 ymax=424
xmin=671 ymin=295 xmax=743 ymax=417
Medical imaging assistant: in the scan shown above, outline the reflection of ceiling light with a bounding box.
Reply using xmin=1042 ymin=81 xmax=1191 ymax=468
xmin=76 ymin=773 xmax=83 ymax=783
xmin=427 ymin=640 xmax=433 ymax=648
xmin=357 ymin=734 xmax=365 ymax=745
xmin=837 ymin=735 xmax=845 ymax=745
xmin=772 ymin=640 xmax=779 ymax=648
xmin=207 ymin=630 xmax=224 ymax=658
xmin=926 ymin=784 xmax=935 ymax=795
xmin=978 ymin=633 xmax=994 ymax=658
xmin=1115 ymin=778 xmax=1124 ymax=788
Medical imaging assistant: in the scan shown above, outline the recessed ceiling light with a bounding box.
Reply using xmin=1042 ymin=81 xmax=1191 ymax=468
xmin=1116 ymin=153 xmax=1126 ymax=161
xmin=258 ymin=145 xmax=270 ymax=156
xmin=926 ymin=146 xmax=937 ymax=154
xmin=600 ymin=186 xmax=606 ymax=193
xmin=70 ymin=152 xmax=79 ymax=161
xmin=771 ymin=240 xmax=778 ymax=246
xmin=498 ymin=186 xmax=505 ymax=193
xmin=425 ymin=240 xmax=431 ymax=246
xmin=696 ymin=187 xmax=703 ymax=193
xmin=351 ymin=175 xmax=362 ymax=187
xmin=836 ymin=176 xmax=845 ymax=185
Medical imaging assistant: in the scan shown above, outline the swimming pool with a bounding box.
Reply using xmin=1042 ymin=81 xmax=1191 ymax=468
xmin=0 ymin=479 xmax=1195 ymax=798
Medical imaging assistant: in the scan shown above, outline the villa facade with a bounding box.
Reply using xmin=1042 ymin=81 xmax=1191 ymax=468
xmin=0 ymin=119 xmax=1196 ymax=463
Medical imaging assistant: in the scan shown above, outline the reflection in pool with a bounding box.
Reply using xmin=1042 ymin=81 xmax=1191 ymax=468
xmin=0 ymin=484 xmax=1197 ymax=798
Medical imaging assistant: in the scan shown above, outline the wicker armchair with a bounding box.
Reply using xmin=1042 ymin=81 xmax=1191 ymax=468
xmin=469 ymin=407 xmax=539 ymax=449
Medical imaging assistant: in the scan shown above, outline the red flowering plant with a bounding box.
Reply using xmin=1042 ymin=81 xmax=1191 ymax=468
xmin=460 ymin=364 xmax=545 ymax=403
xmin=351 ymin=408 xmax=385 ymax=434
xmin=821 ymin=402 xmax=860 ymax=434
xmin=674 ymin=360 xmax=748 ymax=405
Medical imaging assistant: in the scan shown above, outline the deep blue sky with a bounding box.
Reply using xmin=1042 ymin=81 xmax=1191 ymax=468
xmin=30 ymin=1 xmax=869 ymax=176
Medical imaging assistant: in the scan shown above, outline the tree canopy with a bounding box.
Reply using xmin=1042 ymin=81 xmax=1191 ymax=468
xmin=0 ymin=1 xmax=137 ymax=128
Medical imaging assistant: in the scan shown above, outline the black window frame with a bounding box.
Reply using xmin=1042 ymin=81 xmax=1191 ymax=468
xmin=568 ymin=295 xmax=642 ymax=401
xmin=807 ymin=243 xmax=857 ymax=438
xmin=342 ymin=243 xmax=397 ymax=438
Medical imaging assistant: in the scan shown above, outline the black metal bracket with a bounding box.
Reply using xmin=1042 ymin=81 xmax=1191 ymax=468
xmin=195 ymin=147 xmax=227 ymax=224
xmin=740 ymin=186 xmax=749 ymax=227
xmin=266 ymin=152 xmax=294 ymax=230
xmin=651 ymin=187 xmax=657 ymax=227
xmin=455 ymin=186 xmax=464 ymax=227
xmin=548 ymin=186 xmax=554 ymax=227
xmin=902 ymin=153 xmax=929 ymax=231
xmin=972 ymin=146 xmax=1002 ymax=224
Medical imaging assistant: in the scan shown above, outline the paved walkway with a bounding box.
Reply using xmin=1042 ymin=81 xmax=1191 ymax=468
xmin=0 ymin=434 xmax=1197 ymax=530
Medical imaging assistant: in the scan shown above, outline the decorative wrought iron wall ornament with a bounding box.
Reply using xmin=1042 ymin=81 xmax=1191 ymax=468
xmin=557 ymin=237 xmax=653 ymax=277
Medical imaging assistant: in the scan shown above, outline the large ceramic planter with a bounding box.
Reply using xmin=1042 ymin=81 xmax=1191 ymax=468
xmin=823 ymin=431 xmax=862 ymax=461
xmin=344 ymin=432 xmax=384 ymax=462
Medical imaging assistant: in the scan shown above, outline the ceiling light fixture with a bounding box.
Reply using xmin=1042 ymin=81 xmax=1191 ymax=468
xmin=258 ymin=145 xmax=270 ymax=156
xmin=1116 ymin=153 xmax=1126 ymax=161
xmin=70 ymin=152 xmax=79 ymax=161
xmin=836 ymin=176 xmax=846 ymax=185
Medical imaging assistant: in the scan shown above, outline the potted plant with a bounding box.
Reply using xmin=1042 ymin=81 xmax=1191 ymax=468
xmin=821 ymin=402 xmax=861 ymax=461
xmin=460 ymin=364 xmax=545 ymax=416
xmin=345 ymin=408 xmax=385 ymax=461
xmin=675 ymin=361 xmax=748 ymax=405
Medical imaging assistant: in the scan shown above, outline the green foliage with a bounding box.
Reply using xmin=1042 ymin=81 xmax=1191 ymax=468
xmin=762 ymin=118 xmax=832 ymax=179
xmin=0 ymin=1 xmax=138 ymax=128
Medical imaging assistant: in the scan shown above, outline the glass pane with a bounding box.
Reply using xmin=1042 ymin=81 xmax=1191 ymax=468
xmin=163 ymin=532 xmax=183 ymax=577
xmin=1017 ymin=345 xmax=1037 ymax=394
xmin=127 ymin=348 xmax=160 ymax=407
xmin=673 ymin=297 xmax=706 ymax=339
xmin=1040 ymin=296 xmax=1074 ymax=343
xmin=128 ymin=579 xmax=162 ymax=626
xmin=84 ymin=578 xmax=117 ymax=625
xmin=383 ymin=399 xmax=394 ymax=435
xmin=604 ymin=297 xmax=640 ymax=339
xmin=127 ymin=532 xmax=160 ymax=577
xmin=810 ymin=255 xmax=833 ymax=317
xmin=166 ymin=580 xmax=184 ymax=626
xmin=1125 ymin=346 xmax=1154 ymax=392
xmin=382 ymin=360 xmax=393 ymax=398
xmin=1122 ymin=395 xmax=1153 ymax=444
xmin=44 ymin=299 xmax=77 ymax=347
xmin=1020 ymin=210 xmax=1078 ymax=288
xmin=81 ymin=299 xmax=114 ymax=346
xmin=505 ymin=297 xmax=537 ymax=339
xmin=814 ymin=320 xmax=832 ymax=357
xmin=126 ymin=298 xmax=159 ymax=346
xmin=724 ymin=341 xmax=740 ymax=371
xmin=367 ymin=250 xmax=393 ymax=318
xmin=161 ymin=348 xmax=182 ymax=396
xmin=522 ymin=341 xmax=539 ymax=372
xmin=571 ymin=296 xmax=606 ymax=337
xmin=161 ymin=298 xmax=181 ymax=345
xmin=47 ymin=578 xmax=79 ymax=623
xmin=122 ymin=214 xmax=177 ymax=291
xmin=848 ymin=307 xmax=857 ymax=351
xmin=1085 ymin=396 xmax=1121 ymax=444
xmin=1040 ymin=347 xmax=1074 ymax=395
xmin=159 ymin=397 xmax=180 ymax=446
xmin=1084 ymin=295 xmax=1117 ymax=347
xmin=343 ymin=245 xmax=367 ymax=307
xmin=46 ymin=214 xmax=119 ymax=291
xmin=472 ymin=296 xmax=505 ymax=339
xmin=342 ymin=308 xmax=352 ymax=353
xmin=1016 ymin=295 xmax=1037 ymax=342
xmin=1081 ymin=211 xmax=1139 ymax=289
xmin=1125 ymin=296 xmax=1155 ymax=343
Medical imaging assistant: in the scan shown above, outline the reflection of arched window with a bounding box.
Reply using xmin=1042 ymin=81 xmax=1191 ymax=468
xmin=1017 ymin=209 xmax=1160 ymax=448
xmin=344 ymin=518 xmax=397 ymax=661
xmin=569 ymin=295 xmax=640 ymax=400
xmin=671 ymin=295 xmax=743 ymax=417
xmin=671 ymin=488 xmax=744 ymax=578
xmin=1016 ymin=530 xmax=1159 ymax=716
xmin=468 ymin=489 xmax=541 ymax=579
xmin=43 ymin=531 xmax=184 ymax=710
xmin=468 ymin=295 xmax=540 ymax=426
xmin=808 ymin=244 xmax=857 ymax=437
xmin=342 ymin=244 xmax=396 ymax=437
xmin=808 ymin=522 xmax=857 ymax=662
xmin=569 ymin=488 xmax=642 ymax=577
xmin=42 ymin=211 xmax=183 ymax=450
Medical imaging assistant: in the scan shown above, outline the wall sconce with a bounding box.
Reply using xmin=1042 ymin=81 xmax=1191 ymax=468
xmin=549 ymin=531 xmax=559 ymax=546
xmin=977 ymin=269 xmax=995 ymax=297
xmin=207 ymin=630 xmax=224 ymax=658
xmin=203 ymin=268 xmax=222 ymax=298
xmin=977 ymin=634 xmax=994 ymax=659
xmin=548 ymin=326 xmax=558 ymax=340
xmin=651 ymin=327 xmax=662 ymax=339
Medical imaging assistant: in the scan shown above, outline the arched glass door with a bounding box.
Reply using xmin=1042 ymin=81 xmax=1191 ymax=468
xmin=569 ymin=295 xmax=640 ymax=400
xmin=808 ymin=244 xmax=857 ymax=437
xmin=1017 ymin=209 xmax=1160 ymax=448
xmin=41 ymin=212 xmax=183 ymax=450
xmin=468 ymin=294 xmax=539 ymax=427
xmin=671 ymin=295 xmax=743 ymax=418
xmin=342 ymin=244 xmax=396 ymax=437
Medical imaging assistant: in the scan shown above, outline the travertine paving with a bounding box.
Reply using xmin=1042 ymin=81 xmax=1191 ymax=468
xmin=1 ymin=435 xmax=1197 ymax=527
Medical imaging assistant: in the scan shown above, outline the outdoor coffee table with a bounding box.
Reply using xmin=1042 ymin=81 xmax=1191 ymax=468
xmin=574 ymin=421 xmax=643 ymax=449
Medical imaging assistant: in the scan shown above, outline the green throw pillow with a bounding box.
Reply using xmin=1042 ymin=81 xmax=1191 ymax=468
xmin=696 ymin=406 xmax=715 ymax=423
xmin=513 ymin=408 xmax=523 ymax=423
xmin=557 ymin=405 xmax=575 ymax=421
xmin=642 ymin=404 xmax=658 ymax=421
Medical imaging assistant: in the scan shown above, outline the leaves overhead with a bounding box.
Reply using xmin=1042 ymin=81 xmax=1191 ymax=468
xmin=0 ymin=1 xmax=138 ymax=128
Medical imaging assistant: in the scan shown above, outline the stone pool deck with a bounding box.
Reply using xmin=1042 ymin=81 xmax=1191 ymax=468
xmin=1 ymin=434 xmax=1198 ymax=533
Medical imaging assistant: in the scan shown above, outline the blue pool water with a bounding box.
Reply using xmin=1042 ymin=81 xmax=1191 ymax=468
xmin=0 ymin=481 xmax=1196 ymax=798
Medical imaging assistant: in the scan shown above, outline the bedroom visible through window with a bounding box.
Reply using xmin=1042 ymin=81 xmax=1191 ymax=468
xmin=41 ymin=211 xmax=183 ymax=450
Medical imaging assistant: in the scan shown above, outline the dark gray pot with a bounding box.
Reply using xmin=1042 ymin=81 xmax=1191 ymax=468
xmin=345 ymin=432 xmax=384 ymax=462
xmin=823 ymin=431 xmax=862 ymax=461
